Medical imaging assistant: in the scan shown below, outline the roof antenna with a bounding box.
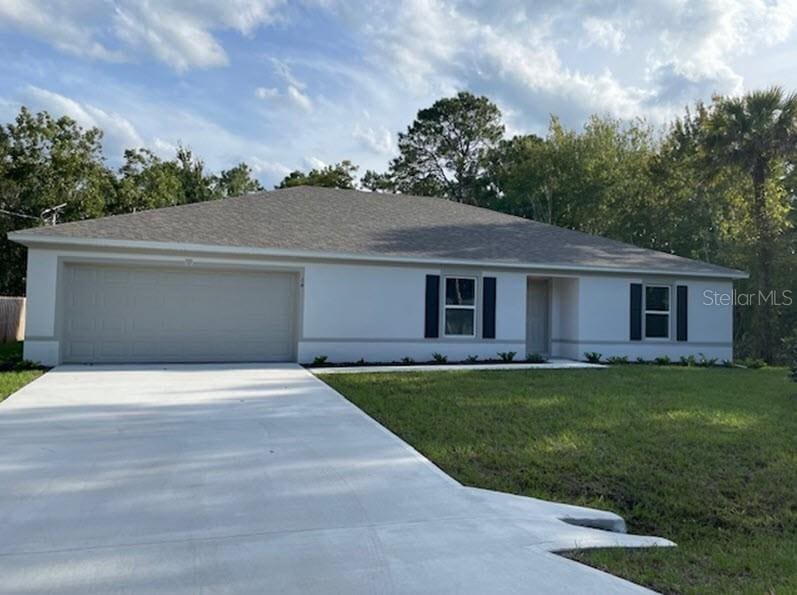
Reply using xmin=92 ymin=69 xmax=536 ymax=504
xmin=40 ymin=203 xmax=67 ymax=226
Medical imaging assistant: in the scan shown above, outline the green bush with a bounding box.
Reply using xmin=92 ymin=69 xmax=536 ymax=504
xmin=738 ymin=357 xmax=766 ymax=369
xmin=526 ymin=353 xmax=548 ymax=364
xmin=606 ymin=355 xmax=629 ymax=365
xmin=464 ymin=355 xmax=479 ymax=363
xmin=654 ymin=355 xmax=671 ymax=365
xmin=401 ymin=356 xmax=415 ymax=365
xmin=431 ymin=353 xmax=448 ymax=364
xmin=697 ymin=353 xmax=718 ymax=367
xmin=635 ymin=357 xmax=648 ymax=364
xmin=312 ymin=355 xmax=328 ymax=366
xmin=497 ymin=351 xmax=516 ymax=362
xmin=584 ymin=352 xmax=602 ymax=364
xmin=680 ymin=355 xmax=697 ymax=367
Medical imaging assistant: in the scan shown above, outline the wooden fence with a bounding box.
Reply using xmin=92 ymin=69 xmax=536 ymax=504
xmin=0 ymin=297 xmax=25 ymax=343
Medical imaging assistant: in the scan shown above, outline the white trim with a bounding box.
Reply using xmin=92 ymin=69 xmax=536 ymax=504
xmin=644 ymin=284 xmax=671 ymax=340
xmin=443 ymin=276 xmax=477 ymax=338
xmin=8 ymin=233 xmax=749 ymax=280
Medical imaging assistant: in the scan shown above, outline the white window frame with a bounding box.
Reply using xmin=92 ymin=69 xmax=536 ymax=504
xmin=443 ymin=276 xmax=477 ymax=338
xmin=644 ymin=284 xmax=671 ymax=340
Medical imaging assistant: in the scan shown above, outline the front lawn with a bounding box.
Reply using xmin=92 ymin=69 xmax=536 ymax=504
xmin=0 ymin=342 xmax=43 ymax=403
xmin=323 ymin=366 xmax=796 ymax=594
xmin=0 ymin=369 xmax=42 ymax=403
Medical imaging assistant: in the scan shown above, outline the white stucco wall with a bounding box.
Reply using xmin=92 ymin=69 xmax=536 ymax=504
xmin=571 ymin=275 xmax=734 ymax=361
xmin=550 ymin=277 xmax=579 ymax=359
xmin=19 ymin=245 xmax=737 ymax=366
xmin=22 ymin=249 xmax=60 ymax=365
xmin=298 ymin=263 xmax=527 ymax=363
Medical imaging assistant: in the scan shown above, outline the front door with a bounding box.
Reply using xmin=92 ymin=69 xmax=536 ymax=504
xmin=526 ymin=279 xmax=550 ymax=356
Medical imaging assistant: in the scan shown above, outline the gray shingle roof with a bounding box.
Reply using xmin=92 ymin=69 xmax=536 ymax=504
xmin=11 ymin=186 xmax=744 ymax=277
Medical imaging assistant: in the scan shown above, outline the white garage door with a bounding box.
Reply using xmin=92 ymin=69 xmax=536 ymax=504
xmin=62 ymin=264 xmax=297 ymax=363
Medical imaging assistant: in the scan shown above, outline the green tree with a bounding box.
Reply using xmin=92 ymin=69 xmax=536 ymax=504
xmin=276 ymin=160 xmax=358 ymax=189
xmin=701 ymin=88 xmax=797 ymax=360
xmin=110 ymin=148 xmax=185 ymax=214
xmin=0 ymin=107 xmax=114 ymax=295
xmin=177 ymin=146 xmax=219 ymax=203
xmin=215 ymin=163 xmax=264 ymax=197
xmin=490 ymin=116 xmax=656 ymax=238
xmin=383 ymin=91 xmax=504 ymax=203
xmin=360 ymin=169 xmax=395 ymax=192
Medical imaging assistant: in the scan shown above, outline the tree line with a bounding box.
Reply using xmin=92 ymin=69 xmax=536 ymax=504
xmin=1 ymin=91 xmax=795 ymax=363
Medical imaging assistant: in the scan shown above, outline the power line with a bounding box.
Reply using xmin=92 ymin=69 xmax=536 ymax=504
xmin=0 ymin=208 xmax=39 ymax=221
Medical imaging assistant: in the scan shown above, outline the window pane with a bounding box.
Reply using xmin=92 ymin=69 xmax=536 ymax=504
xmin=645 ymin=313 xmax=669 ymax=338
xmin=446 ymin=278 xmax=475 ymax=305
xmin=445 ymin=309 xmax=474 ymax=336
xmin=645 ymin=286 xmax=669 ymax=311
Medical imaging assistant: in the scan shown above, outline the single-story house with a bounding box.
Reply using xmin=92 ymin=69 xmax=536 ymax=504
xmin=10 ymin=186 xmax=746 ymax=367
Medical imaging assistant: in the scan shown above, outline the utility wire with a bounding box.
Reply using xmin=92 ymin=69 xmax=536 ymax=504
xmin=0 ymin=208 xmax=39 ymax=221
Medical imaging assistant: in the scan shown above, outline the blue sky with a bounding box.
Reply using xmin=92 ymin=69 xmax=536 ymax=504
xmin=1 ymin=0 xmax=796 ymax=187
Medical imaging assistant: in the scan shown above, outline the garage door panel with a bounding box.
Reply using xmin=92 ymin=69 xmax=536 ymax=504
xmin=62 ymin=264 xmax=297 ymax=363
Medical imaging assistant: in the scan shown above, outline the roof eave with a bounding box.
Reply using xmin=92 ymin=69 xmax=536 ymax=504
xmin=7 ymin=232 xmax=750 ymax=280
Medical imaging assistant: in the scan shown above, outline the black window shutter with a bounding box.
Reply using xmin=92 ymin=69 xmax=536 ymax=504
xmin=424 ymin=275 xmax=440 ymax=338
xmin=630 ymin=283 xmax=642 ymax=341
xmin=482 ymin=277 xmax=496 ymax=339
xmin=676 ymin=285 xmax=688 ymax=341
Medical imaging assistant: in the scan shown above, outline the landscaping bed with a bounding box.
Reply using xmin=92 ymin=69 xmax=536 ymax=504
xmin=323 ymin=366 xmax=796 ymax=594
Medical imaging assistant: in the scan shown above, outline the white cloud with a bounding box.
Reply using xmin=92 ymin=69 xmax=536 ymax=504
xmin=304 ymin=156 xmax=326 ymax=170
xmin=23 ymin=85 xmax=144 ymax=154
xmin=581 ymin=17 xmax=626 ymax=53
xmin=286 ymin=85 xmax=312 ymax=112
xmin=254 ymin=86 xmax=279 ymax=99
xmin=254 ymin=84 xmax=312 ymax=112
xmin=254 ymin=60 xmax=313 ymax=111
xmin=112 ymin=5 xmax=229 ymax=71
xmin=353 ymin=124 xmax=394 ymax=156
xmin=0 ymin=0 xmax=124 ymax=61
xmin=5 ymin=0 xmax=797 ymax=187
xmin=332 ymin=0 xmax=797 ymax=127
xmin=0 ymin=0 xmax=284 ymax=71
xmin=249 ymin=157 xmax=292 ymax=179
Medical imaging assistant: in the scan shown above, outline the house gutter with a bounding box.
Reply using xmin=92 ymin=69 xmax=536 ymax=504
xmin=7 ymin=232 xmax=750 ymax=280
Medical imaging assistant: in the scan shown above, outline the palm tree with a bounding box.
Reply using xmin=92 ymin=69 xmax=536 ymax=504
xmin=703 ymin=87 xmax=797 ymax=361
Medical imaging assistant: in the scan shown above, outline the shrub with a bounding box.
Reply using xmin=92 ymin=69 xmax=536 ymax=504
xmin=355 ymin=358 xmax=366 ymax=365
xmin=401 ymin=356 xmax=415 ymax=365
xmin=526 ymin=352 xmax=547 ymax=364
xmin=738 ymin=357 xmax=766 ymax=369
xmin=431 ymin=352 xmax=448 ymax=364
xmin=464 ymin=355 xmax=479 ymax=363
xmin=654 ymin=355 xmax=671 ymax=366
xmin=635 ymin=357 xmax=648 ymax=364
xmin=497 ymin=351 xmax=516 ymax=362
xmin=584 ymin=352 xmax=602 ymax=364
xmin=697 ymin=353 xmax=718 ymax=367
xmin=680 ymin=355 xmax=697 ymax=367
xmin=312 ymin=355 xmax=328 ymax=366
xmin=721 ymin=359 xmax=734 ymax=368
xmin=606 ymin=356 xmax=629 ymax=365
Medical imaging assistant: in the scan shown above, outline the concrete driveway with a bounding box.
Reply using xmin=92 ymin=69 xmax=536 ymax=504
xmin=0 ymin=365 xmax=671 ymax=594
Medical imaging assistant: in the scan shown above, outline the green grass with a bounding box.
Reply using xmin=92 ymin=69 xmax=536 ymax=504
xmin=323 ymin=366 xmax=797 ymax=594
xmin=0 ymin=342 xmax=43 ymax=402
xmin=0 ymin=369 xmax=42 ymax=403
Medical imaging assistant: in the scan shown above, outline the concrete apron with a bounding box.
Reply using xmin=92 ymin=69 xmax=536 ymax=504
xmin=0 ymin=364 xmax=672 ymax=594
